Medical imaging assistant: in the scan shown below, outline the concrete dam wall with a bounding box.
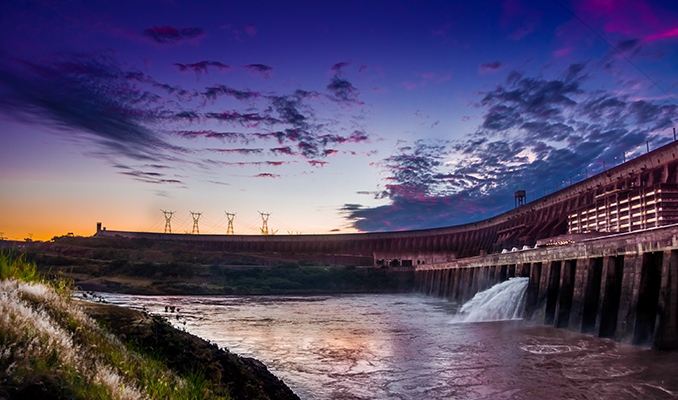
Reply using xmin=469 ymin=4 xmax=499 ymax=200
xmin=96 ymin=140 xmax=678 ymax=348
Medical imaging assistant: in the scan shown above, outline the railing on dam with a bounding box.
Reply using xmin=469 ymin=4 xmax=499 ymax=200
xmin=415 ymin=225 xmax=678 ymax=350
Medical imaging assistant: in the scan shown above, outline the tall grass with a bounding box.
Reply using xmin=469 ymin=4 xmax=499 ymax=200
xmin=0 ymin=250 xmax=40 ymax=282
xmin=0 ymin=250 xmax=230 ymax=399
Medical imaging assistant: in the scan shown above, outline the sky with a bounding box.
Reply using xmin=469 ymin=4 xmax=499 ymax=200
xmin=1 ymin=0 xmax=677 ymax=240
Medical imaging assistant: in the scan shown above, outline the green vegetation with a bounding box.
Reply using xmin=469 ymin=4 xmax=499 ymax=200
xmin=0 ymin=250 xmax=298 ymax=399
xmin=17 ymin=236 xmax=413 ymax=295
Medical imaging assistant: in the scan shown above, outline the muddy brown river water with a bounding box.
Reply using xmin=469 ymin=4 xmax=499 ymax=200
xmin=95 ymin=290 xmax=678 ymax=400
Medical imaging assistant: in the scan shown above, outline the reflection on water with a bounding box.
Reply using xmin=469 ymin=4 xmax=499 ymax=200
xmin=95 ymin=293 xmax=678 ymax=400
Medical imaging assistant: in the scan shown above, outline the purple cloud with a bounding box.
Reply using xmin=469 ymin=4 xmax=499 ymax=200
xmin=479 ymin=61 xmax=503 ymax=74
xmin=173 ymin=61 xmax=232 ymax=77
xmin=253 ymin=173 xmax=280 ymax=178
xmin=142 ymin=26 xmax=205 ymax=44
xmin=243 ymin=64 xmax=273 ymax=78
xmin=345 ymin=62 xmax=678 ymax=231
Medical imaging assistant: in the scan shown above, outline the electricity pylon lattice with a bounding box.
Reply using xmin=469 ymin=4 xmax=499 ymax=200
xmin=190 ymin=211 xmax=202 ymax=234
xmin=225 ymin=212 xmax=236 ymax=235
xmin=161 ymin=210 xmax=175 ymax=233
xmin=259 ymin=211 xmax=271 ymax=235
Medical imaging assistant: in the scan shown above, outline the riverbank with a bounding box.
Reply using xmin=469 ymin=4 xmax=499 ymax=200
xmin=14 ymin=236 xmax=413 ymax=295
xmin=0 ymin=251 xmax=300 ymax=399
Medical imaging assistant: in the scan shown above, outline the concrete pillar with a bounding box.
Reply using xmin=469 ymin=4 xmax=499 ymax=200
xmin=449 ymin=268 xmax=461 ymax=301
xmin=581 ymin=257 xmax=604 ymax=334
xmin=569 ymin=258 xmax=592 ymax=332
xmin=596 ymin=256 xmax=624 ymax=338
xmin=615 ymin=254 xmax=642 ymax=343
xmin=461 ymin=268 xmax=475 ymax=303
xmin=537 ymin=261 xmax=552 ymax=312
xmin=499 ymin=265 xmax=508 ymax=282
xmin=544 ymin=261 xmax=562 ymax=325
xmin=441 ymin=269 xmax=451 ymax=298
xmin=469 ymin=267 xmax=480 ymax=298
xmin=525 ymin=262 xmax=542 ymax=318
xmin=554 ymin=260 xmax=576 ymax=329
xmin=632 ymin=252 xmax=663 ymax=346
xmin=480 ymin=265 xmax=491 ymax=291
xmin=489 ymin=265 xmax=497 ymax=285
xmin=519 ymin=263 xmax=531 ymax=278
xmin=654 ymin=250 xmax=678 ymax=350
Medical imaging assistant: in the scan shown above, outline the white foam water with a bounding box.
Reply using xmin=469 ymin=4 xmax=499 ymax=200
xmin=453 ymin=277 xmax=529 ymax=323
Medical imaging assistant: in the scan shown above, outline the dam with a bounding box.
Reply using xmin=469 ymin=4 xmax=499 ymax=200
xmin=96 ymin=139 xmax=678 ymax=349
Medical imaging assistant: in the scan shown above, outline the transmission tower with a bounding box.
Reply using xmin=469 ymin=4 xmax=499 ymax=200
xmin=190 ymin=211 xmax=202 ymax=234
xmin=259 ymin=211 xmax=271 ymax=235
xmin=225 ymin=212 xmax=236 ymax=235
xmin=161 ymin=210 xmax=175 ymax=233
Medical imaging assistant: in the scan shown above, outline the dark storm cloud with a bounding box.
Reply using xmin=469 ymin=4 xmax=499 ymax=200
xmin=173 ymin=61 xmax=232 ymax=77
xmin=142 ymin=26 xmax=205 ymax=44
xmin=345 ymin=63 xmax=678 ymax=231
xmin=242 ymin=64 xmax=273 ymax=78
xmin=0 ymin=51 xmax=178 ymax=161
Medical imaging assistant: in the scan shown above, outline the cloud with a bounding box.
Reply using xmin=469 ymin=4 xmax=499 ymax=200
xmin=176 ymin=130 xmax=250 ymax=143
xmin=142 ymin=26 xmax=205 ymax=44
xmin=0 ymin=51 xmax=178 ymax=162
xmin=307 ymin=160 xmax=328 ymax=167
xmin=244 ymin=23 xmax=257 ymax=37
xmin=479 ymin=61 xmax=502 ymax=74
xmin=243 ymin=64 xmax=273 ymax=78
xmin=0 ymin=51 xmax=374 ymax=187
xmin=331 ymin=61 xmax=351 ymax=74
xmin=205 ymin=111 xmax=279 ymax=126
xmin=173 ymin=61 xmax=231 ymax=77
xmin=345 ymin=62 xmax=678 ymax=231
xmin=119 ymin=170 xmax=183 ymax=185
xmin=326 ymin=76 xmax=363 ymax=104
xmin=270 ymin=146 xmax=295 ymax=156
xmin=203 ymin=85 xmax=259 ymax=101
xmin=207 ymin=148 xmax=263 ymax=155
xmin=253 ymin=173 xmax=280 ymax=178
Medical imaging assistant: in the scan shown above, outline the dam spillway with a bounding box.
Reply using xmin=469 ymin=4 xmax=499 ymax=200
xmin=415 ymin=224 xmax=678 ymax=350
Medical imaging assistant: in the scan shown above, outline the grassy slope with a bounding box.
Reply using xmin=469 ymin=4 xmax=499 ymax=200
xmin=0 ymin=251 xmax=299 ymax=400
xmin=19 ymin=236 xmax=413 ymax=295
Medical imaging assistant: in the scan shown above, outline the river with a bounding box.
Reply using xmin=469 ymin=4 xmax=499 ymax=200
xmin=93 ymin=283 xmax=678 ymax=400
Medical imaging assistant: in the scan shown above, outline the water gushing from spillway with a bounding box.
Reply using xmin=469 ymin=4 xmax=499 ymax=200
xmin=453 ymin=277 xmax=529 ymax=323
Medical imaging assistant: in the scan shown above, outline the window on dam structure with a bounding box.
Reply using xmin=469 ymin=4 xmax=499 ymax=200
xmin=568 ymin=183 xmax=678 ymax=234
